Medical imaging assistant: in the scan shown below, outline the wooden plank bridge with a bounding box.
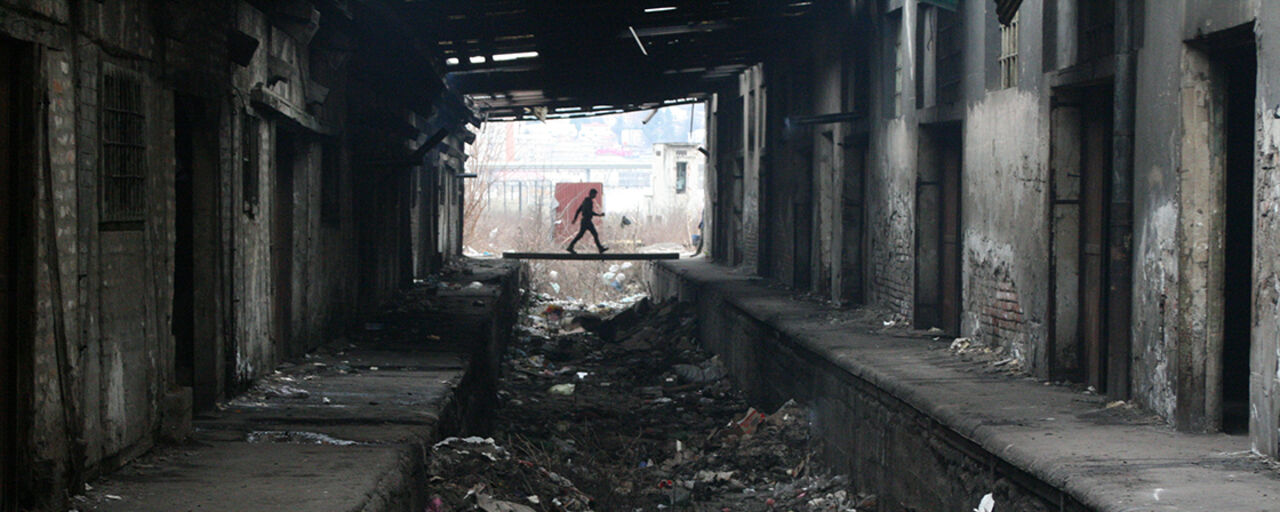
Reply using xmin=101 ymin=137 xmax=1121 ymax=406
xmin=501 ymin=252 xmax=680 ymax=260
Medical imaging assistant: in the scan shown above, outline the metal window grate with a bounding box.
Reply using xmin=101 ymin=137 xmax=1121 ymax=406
xmin=101 ymin=66 xmax=147 ymax=227
xmin=999 ymin=12 xmax=1019 ymax=89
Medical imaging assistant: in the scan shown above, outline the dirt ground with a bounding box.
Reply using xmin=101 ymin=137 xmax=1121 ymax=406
xmin=425 ymin=297 xmax=872 ymax=512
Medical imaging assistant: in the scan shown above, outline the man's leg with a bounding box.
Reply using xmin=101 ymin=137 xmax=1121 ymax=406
xmin=587 ymin=223 xmax=607 ymax=252
xmin=567 ymin=223 xmax=588 ymax=253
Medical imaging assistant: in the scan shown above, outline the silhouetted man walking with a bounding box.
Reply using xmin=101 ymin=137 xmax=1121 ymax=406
xmin=567 ymin=189 xmax=608 ymax=254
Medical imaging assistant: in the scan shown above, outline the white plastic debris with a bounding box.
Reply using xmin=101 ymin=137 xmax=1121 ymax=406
xmin=263 ymin=384 xmax=310 ymax=399
xmin=974 ymin=493 xmax=995 ymax=512
xmin=548 ymin=383 xmax=576 ymax=395
xmin=468 ymin=281 xmax=484 ymax=289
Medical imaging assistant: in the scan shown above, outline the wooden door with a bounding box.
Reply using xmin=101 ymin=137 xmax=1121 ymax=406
xmin=938 ymin=126 xmax=962 ymax=335
xmin=1080 ymin=93 xmax=1112 ymax=391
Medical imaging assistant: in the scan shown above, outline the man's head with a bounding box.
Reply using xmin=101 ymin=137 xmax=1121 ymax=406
xmin=588 ymin=189 xmax=598 ymax=198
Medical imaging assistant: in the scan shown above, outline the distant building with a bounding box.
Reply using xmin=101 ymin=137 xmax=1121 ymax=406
xmin=647 ymin=143 xmax=705 ymax=224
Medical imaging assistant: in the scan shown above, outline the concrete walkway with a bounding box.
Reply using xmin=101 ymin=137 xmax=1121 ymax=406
xmin=654 ymin=259 xmax=1280 ymax=512
xmin=79 ymin=261 xmax=519 ymax=512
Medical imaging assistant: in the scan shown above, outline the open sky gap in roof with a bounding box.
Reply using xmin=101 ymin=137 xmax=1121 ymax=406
xmin=388 ymin=0 xmax=821 ymax=119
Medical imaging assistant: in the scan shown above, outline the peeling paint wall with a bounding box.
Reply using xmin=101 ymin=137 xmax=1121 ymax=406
xmin=1252 ymin=0 xmax=1280 ymax=459
xmin=961 ymin=89 xmax=1049 ymax=373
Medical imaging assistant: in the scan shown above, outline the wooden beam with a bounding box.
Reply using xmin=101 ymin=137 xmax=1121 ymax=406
xmin=502 ymin=252 xmax=679 ymax=260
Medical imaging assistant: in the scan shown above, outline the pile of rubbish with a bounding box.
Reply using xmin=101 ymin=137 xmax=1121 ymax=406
xmin=424 ymin=297 xmax=872 ymax=511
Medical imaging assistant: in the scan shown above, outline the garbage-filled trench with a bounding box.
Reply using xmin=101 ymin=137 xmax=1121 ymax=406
xmin=426 ymin=295 xmax=875 ymax=512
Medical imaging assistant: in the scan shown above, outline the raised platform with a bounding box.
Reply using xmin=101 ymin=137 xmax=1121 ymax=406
xmin=81 ymin=261 xmax=523 ymax=512
xmin=652 ymin=259 xmax=1280 ymax=512
xmin=503 ymin=251 xmax=679 ymax=260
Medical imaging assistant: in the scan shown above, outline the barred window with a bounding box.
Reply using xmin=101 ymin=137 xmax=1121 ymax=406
xmin=999 ymin=12 xmax=1020 ymax=89
xmin=101 ymin=65 xmax=147 ymax=228
xmin=675 ymin=161 xmax=688 ymax=193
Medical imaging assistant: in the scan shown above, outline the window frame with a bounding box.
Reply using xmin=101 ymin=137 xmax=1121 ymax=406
xmin=99 ymin=63 xmax=148 ymax=230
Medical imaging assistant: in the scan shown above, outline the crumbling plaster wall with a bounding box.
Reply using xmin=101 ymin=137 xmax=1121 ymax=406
xmin=230 ymin=3 xmax=280 ymax=385
xmin=1130 ymin=0 xmax=1190 ymax=428
xmin=1251 ymin=0 xmax=1280 ymax=459
xmin=865 ymin=1 xmax=917 ymax=319
xmin=961 ymin=88 xmax=1049 ymax=372
xmin=951 ymin=0 xmax=1050 ymax=374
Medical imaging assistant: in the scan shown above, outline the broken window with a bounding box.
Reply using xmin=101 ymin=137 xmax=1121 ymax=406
xmin=676 ymin=161 xmax=687 ymax=193
xmin=999 ymin=12 xmax=1020 ymax=89
xmin=100 ymin=65 xmax=147 ymax=229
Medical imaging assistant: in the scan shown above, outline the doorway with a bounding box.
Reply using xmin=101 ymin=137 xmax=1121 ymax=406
xmin=1218 ymin=41 xmax=1256 ymax=434
xmin=174 ymin=95 xmax=222 ymax=409
xmin=841 ymin=134 xmax=868 ymax=304
xmin=0 ymin=38 xmax=25 ymax=512
xmin=914 ymin=124 xmax=962 ymax=334
xmin=272 ymin=128 xmax=296 ymax=360
xmin=1048 ymin=84 xmax=1113 ymax=388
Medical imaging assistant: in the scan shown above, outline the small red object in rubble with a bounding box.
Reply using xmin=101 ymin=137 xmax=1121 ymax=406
xmin=734 ymin=408 xmax=767 ymax=435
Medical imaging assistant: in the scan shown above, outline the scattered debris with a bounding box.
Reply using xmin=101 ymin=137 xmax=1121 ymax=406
xmin=245 ymin=431 xmax=359 ymax=446
xmin=425 ymin=296 xmax=869 ymax=511
xmin=548 ymin=383 xmax=576 ymax=396
xmin=974 ymin=492 xmax=995 ymax=512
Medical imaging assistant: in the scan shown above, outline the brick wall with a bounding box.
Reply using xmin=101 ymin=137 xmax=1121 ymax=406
xmin=966 ymin=260 xmax=1031 ymax=363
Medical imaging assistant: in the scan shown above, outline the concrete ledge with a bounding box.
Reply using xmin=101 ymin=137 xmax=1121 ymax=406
xmin=82 ymin=261 xmax=522 ymax=512
xmin=654 ymin=259 xmax=1280 ymax=512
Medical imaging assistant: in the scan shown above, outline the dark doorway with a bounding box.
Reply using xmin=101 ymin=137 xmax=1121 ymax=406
xmin=173 ymin=97 xmax=196 ymax=390
xmin=914 ymin=124 xmax=962 ymax=334
xmin=272 ymin=128 xmax=296 ymax=360
xmin=793 ymin=146 xmax=813 ymax=290
xmin=841 ymin=134 xmax=868 ymax=304
xmin=1219 ymin=41 xmax=1256 ymax=434
xmin=174 ymin=95 xmax=221 ymax=409
xmin=0 ymin=38 xmax=25 ymax=512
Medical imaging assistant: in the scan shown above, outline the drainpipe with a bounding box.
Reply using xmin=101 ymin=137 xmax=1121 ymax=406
xmin=1107 ymin=0 xmax=1137 ymax=399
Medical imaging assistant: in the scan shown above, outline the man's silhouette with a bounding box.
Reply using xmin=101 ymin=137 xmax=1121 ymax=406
xmin=567 ymin=189 xmax=608 ymax=254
